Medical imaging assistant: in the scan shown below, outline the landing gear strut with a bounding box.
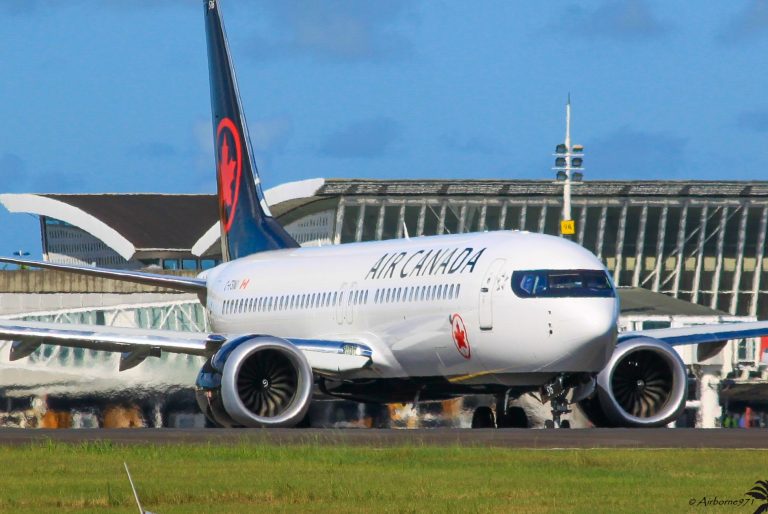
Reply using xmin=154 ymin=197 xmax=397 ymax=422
xmin=541 ymin=374 xmax=572 ymax=429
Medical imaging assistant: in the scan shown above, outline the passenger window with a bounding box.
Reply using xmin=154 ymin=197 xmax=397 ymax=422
xmin=364 ymin=290 xmax=368 ymax=304
xmin=396 ymin=288 xmax=402 ymax=302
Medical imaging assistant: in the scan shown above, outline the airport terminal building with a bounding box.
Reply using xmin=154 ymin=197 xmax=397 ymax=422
xmin=1 ymin=178 xmax=768 ymax=428
xmin=5 ymin=178 xmax=768 ymax=318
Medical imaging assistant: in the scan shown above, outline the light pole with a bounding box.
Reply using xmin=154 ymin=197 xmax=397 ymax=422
xmin=553 ymin=96 xmax=584 ymax=239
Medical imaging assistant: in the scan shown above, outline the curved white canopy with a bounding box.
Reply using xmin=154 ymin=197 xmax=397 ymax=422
xmin=0 ymin=193 xmax=136 ymax=260
xmin=191 ymin=178 xmax=325 ymax=257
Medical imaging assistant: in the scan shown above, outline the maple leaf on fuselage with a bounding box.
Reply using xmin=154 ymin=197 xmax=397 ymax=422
xmin=454 ymin=323 xmax=468 ymax=351
xmin=219 ymin=138 xmax=236 ymax=207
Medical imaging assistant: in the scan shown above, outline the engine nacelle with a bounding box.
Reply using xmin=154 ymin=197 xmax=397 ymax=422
xmin=195 ymin=335 xmax=313 ymax=428
xmin=580 ymin=337 xmax=688 ymax=427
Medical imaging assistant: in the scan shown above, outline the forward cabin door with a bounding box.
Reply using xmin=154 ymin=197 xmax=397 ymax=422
xmin=478 ymin=259 xmax=506 ymax=330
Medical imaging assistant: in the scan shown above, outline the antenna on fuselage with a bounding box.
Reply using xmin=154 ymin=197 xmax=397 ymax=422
xmin=402 ymin=220 xmax=410 ymax=240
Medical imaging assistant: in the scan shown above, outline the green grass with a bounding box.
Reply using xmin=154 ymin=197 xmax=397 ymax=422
xmin=0 ymin=440 xmax=765 ymax=513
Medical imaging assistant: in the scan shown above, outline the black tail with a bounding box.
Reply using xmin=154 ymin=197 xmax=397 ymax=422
xmin=204 ymin=0 xmax=298 ymax=261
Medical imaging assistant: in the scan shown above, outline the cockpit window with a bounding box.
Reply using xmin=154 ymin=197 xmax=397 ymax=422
xmin=511 ymin=269 xmax=614 ymax=298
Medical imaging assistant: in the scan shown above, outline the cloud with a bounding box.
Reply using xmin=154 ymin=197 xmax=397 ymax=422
xmin=246 ymin=0 xmax=415 ymax=62
xmin=554 ymin=0 xmax=667 ymax=41
xmin=718 ymin=0 xmax=768 ymax=43
xmin=319 ymin=117 xmax=401 ymax=158
xmin=441 ymin=133 xmax=505 ymax=155
xmin=126 ymin=141 xmax=177 ymax=159
xmin=736 ymin=109 xmax=768 ymax=132
xmin=589 ymin=127 xmax=687 ymax=178
xmin=0 ymin=152 xmax=88 ymax=193
xmin=248 ymin=116 xmax=293 ymax=153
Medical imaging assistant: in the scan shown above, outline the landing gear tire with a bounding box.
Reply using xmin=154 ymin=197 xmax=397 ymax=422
xmin=471 ymin=406 xmax=495 ymax=428
xmin=497 ymin=406 xmax=528 ymax=428
xmin=544 ymin=418 xmax=571 ymax=429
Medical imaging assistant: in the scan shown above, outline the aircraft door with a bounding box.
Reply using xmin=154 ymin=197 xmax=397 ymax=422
xmin=478 ymin=259 xmax=506 ymax=330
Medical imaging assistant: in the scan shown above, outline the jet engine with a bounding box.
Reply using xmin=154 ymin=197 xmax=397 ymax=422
xmin=579 ymin=337 xmax=688 ymax=427
xmin=195 ymin=335 xmax=313 ymax=427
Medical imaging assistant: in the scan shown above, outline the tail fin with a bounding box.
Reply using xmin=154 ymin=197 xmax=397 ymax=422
xmin=204 ymin=0 xmax=298 ymax=260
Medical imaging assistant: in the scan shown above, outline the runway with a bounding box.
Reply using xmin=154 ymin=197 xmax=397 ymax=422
xmin=0 ymin=428 xmax=766 ymax=448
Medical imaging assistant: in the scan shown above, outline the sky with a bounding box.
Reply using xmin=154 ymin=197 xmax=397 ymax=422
xmin=1 ymin=0 xmax=768 ymax=259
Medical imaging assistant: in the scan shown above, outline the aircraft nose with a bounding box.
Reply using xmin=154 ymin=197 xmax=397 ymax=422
xmin=555 ymin=297 xmax=618 ymax=372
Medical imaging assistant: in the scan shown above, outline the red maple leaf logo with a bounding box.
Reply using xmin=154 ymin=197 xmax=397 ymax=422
xmin=452 ymin=314 xmax=471 ymax=359
xmin=219 ymin=138 xmax=236 ymax=207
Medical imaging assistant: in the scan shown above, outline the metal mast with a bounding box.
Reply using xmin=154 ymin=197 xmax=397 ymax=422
xmin=553 ymin=95 xmax=584 ymax=238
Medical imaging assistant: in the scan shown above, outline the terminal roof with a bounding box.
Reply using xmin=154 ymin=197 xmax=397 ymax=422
xmin=618 ymin=287 xmax=727 ymax=317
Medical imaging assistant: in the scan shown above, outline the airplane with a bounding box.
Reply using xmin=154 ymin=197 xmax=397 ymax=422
xmin=2 ymin=0 xmax=768 ymax=429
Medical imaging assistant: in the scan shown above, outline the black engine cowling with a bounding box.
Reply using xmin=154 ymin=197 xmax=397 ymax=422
xmin=580 ymin=337 xmax=688 ymax=427
xmin=195 ymin=335 xmax=313 ymax=427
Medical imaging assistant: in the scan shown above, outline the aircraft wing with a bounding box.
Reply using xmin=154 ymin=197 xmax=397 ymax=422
xmin=0 ymin=256 xmax=206 ymax=294
xmin=619 ymin=320 xmax=768 ymax=361
xmin=0 ymin=319 xmax=373 ymax=374
xmin=619 ymin=320 xmax=768 ymax=346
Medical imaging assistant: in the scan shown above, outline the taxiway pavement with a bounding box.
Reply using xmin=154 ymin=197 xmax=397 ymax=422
xmin=0 ymin=428 xmax=766 ymax=448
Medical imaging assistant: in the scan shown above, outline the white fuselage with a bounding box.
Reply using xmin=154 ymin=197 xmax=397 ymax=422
xmin=204 ymin=231 xmax=618 ymax=388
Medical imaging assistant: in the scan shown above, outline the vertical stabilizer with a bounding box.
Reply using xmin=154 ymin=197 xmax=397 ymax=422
xmin=204 ymin=0 xmax=299 ymax=260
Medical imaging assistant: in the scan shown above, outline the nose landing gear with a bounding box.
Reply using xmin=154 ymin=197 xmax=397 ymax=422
xmin=539 ymin=373 xmax=595 ymax=428
xmin=542 ymin=376 xmax=571 ymax=429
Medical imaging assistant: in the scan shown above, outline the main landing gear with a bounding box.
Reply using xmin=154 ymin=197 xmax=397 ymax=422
xmin=470 ymin=374 xmax=591 ymax=429
xmin=470 ymin=391 xmax=529 ymax=429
